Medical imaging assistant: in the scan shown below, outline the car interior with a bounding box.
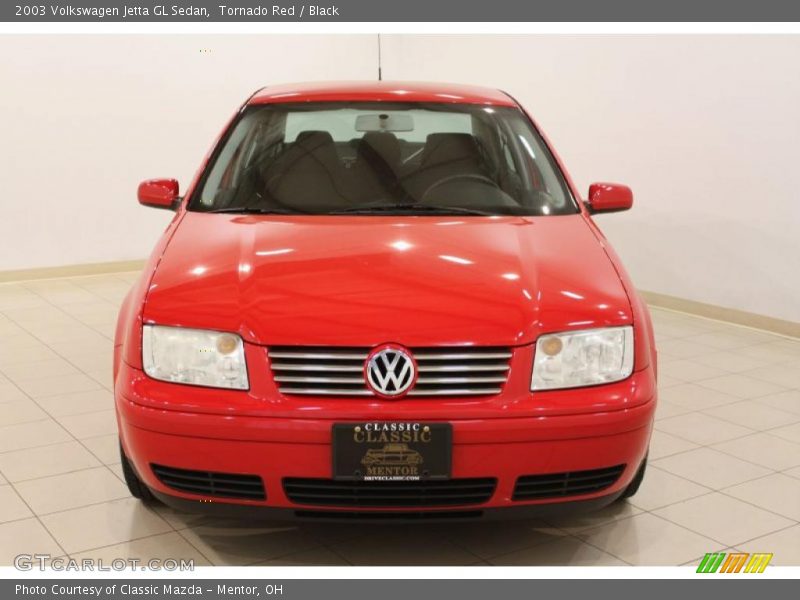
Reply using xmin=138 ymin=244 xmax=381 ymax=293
xmin=263 ymin=130 xmax=513 ymax=209
xmin=200 ymin=107 xmax=571 ymax=215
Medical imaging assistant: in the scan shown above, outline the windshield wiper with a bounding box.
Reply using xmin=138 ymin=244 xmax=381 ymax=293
xmin=205 ymin=206 xmax=299 ymax=215
xmin=206 ymin=204 xmax=497 ymax=216
xmin=328 ymin=203 xmax=495 ymax=216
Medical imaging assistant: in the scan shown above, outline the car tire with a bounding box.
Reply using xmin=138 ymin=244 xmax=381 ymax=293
xmin=619 ymin=455 xmax=647 ymax=500
xmin=120 ymin=442 xmax=157 ymax=503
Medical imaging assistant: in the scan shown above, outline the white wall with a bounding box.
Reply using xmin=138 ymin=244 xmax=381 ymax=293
xmin=2 ymin=34 xmax=798 ymax=323
xmin=382 ymin=35 xmax=800 ymax=323
xmin=0 ymin=35 xmax=376 ymax=271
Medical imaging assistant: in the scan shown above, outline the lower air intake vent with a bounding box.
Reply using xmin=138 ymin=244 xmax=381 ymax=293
xmin=295 ymin=510 xmax=483 ymax=521
xmin=512 ymin=465 xmax=625 ymax=501
xmin=284 ymin=477 xmax=496 ymax=508
xmin=152 ymin=464 xmax=265 ymax=500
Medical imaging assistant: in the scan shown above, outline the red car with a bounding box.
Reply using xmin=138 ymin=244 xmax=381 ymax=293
xmin=116 ymin=81 xmax=657 ymax=520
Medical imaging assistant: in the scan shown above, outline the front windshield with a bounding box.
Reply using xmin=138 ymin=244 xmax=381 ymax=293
xmin=190 ymin=102 xmax=578 ymax=216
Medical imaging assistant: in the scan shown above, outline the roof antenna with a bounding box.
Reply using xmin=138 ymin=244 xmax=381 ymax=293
xmin=377 ymin=34 xmax=383 ymax=81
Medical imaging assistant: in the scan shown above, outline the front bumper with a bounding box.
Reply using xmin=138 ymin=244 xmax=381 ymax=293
xmin=116 ymin=361 xmax=655 ymax=519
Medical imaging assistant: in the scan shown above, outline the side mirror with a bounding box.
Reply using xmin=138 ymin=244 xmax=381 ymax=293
xmin=138 ymin=179 xmax=180 ymax=210
xmin=586 ymin=183 xmax=633 ymax=214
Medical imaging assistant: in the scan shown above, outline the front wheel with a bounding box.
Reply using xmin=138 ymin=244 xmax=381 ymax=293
xmin=120 ymin=442 xmax=156 ymax=503
xmin=619 ymin=455 xmax=647 ymax=500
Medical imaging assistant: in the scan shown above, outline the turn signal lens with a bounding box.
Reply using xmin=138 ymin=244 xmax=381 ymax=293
xmin=216 ymin=334 xmax=239 ymax=355
xmin=539 ymin=336 xmax=563 ymax=356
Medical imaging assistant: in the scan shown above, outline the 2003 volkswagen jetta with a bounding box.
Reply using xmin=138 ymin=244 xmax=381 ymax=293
xmin=115 ymin=81 xmax=657 ymax=520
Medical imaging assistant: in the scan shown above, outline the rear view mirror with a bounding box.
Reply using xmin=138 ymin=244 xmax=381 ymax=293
xmin=138 ymin=179 xmax=180 ymax=210
xmin=355 ymin=113 xmax=414 ymax=132
xmin=586 ymin=183 xmax=633 ymax=214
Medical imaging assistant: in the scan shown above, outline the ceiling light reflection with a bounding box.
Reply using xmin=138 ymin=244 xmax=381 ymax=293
xmin=390 ymin=240 xmax=413 ymax=251
xmin=518 ymin=135 xmax=537 ymax=159
xmin=561 ymin=290 xmax=584 ymax=300
xmin=439 ymin=255 xmax=473 ymax=265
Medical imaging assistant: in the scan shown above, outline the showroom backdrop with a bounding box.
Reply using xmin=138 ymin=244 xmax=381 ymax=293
xmin=0 ymin=35 xmax=377 ymax=270
xmin=1 ymin=34 xmax=798 ymax=325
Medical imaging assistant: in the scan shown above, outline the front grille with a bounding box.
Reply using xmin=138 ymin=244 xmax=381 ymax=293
xmin=512 ymin=465 xmax=625 ymax=501
xmin=283 ymin=477 xmax=497 ymax=507
xmin=152 ymin=464 xmax=266 ymax=500
xmin=269 ymin=346 xmax=512 ymax=396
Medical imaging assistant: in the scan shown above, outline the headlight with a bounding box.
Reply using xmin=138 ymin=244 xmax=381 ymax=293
xmin=531 ymin=326 xmax=634 ymax=391
xmin=142 ymin=325 xmax=249 ymax=390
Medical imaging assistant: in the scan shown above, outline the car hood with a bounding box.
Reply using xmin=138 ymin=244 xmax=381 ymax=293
xmin=143 ymin=213 xmax=632 ymax=346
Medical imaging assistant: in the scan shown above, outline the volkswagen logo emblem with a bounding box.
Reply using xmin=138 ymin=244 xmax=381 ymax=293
xmin=365 ymin=344 xmax=417 ymax=398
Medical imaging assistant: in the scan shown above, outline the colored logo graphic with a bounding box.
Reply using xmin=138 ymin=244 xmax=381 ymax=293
xmin=696 ymin=552 xmax=773 ymax=573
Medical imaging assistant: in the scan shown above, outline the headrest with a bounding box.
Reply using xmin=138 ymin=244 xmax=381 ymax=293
xmin=295 ymin=130 xmax=335 ymax=148
xmin=289 ymin=130 xmax=339 ymax=168
xmin=358 ymin=131 xmax=401 ymax=166
xmin=421 ymin=133 xmax=482 ymax=167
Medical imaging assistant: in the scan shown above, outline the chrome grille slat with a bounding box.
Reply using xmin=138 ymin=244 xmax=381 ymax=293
xmin=274 ymin=376 xmax=365 ymax=384
xmin=416 ymin=376 xmax=508 ymax=384
xmin=414 ymin=352 xmax=512 ymax=360
xmin=270 ymin=363 xmax=364 ymax=372
xmin=277 ymin=388 xmax=375 ymax=396
xmin=417 ymin=363 xmax=510 ymax=372
xmin=407 ymin=388 xmax=503 ymax=396
xmin=269 ymin=346 xmax=512 ymax=397
xmin=269 ymin=352 xmax=368 ymax=360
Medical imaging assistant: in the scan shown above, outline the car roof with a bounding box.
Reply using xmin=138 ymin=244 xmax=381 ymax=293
xmin=247 ymin=81 xmax=517 ymax=107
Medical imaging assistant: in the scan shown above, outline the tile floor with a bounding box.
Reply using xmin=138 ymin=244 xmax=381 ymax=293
xmin=1 ymin=272 xmax=799 ymax=566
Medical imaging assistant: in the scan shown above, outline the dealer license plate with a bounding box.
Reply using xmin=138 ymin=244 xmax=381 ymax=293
xmin=332 ymin=422 xmax=452 ymax=481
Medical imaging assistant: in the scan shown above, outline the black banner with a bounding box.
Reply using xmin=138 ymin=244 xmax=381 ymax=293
xmin=4 ymin=0 xmax=800 ymax=22
xmin=4 ymin=579 xmax=798 ymax=600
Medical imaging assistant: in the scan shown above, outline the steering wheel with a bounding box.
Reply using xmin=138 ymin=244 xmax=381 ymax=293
xmin=420 ymin=173 xmax=498 ymax=203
